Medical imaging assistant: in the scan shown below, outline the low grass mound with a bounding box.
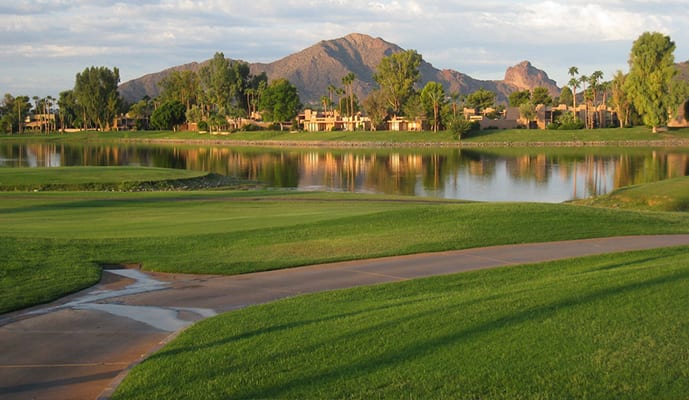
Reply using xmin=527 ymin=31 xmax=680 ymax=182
xmin=576 ymin=176 xmax=689 ymax=212
xmin=0 ymin=166 xmax=249 ymax=191
xmin=2 ymin=191 xmax=689 ymax=313
xmin=113 ymin=245 xmax=689 ymax=399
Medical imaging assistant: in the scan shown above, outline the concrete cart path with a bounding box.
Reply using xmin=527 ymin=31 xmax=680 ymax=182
xmin=2 ymin=234 xmax=689 ymax=400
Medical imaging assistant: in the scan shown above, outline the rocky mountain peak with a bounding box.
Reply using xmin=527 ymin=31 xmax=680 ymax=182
xmin=503 ymin=60 xmax=560 ymax=97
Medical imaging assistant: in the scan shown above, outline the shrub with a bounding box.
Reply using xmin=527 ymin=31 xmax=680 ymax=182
xmin=447 ymin=116 xmax=479 ymax=139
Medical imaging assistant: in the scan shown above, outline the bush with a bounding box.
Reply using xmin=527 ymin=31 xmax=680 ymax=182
xmin=447 ymin=117 xmax=479 ymax=139
xmin=553 ymin=112 xmax=584 ymax=130
xmin=197 ymin=121 xmax=209 ymax=132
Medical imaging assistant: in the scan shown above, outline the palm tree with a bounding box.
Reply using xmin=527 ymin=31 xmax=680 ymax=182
xmin=579 ymin=74 xmax=589 ymax=128
xmin=588 ymin=71 xmax=604 ymax=128
xmin=341 ymin=72 xmax=356 ymax=130
xmin=568 ymin=66 xmax=579 ymax=118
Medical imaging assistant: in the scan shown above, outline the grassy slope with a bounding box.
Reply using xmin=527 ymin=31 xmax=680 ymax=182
xmin=113 ymin=246 xmax=689 ymax=399
xmin=0 ymin=166 xmax=206 ymax=188
xmin=109 ymin=175 xmax=689 ymax=399
xmin=575 ymin=176 xmax=689 ymax=212
xmin=2 ymin=188 xmax=689 ymax=314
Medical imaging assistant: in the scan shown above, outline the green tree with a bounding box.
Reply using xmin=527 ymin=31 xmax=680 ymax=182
xmin=0 ymin=94 xmax=31 ymax=134
xmin=508 ymin=90 xmax=531 ymax=107
xmin=259 ymin=78 xmax=301 ymax=131
xmin=568 ymin=66 xmax=580 ymax=113
xmin=626 ymin=32 xmax=678 ymax=133
xmin=465 ymin=89 xmax=495 ymax=112
xmin=342 ymin=72 xmax=356 ymax=129
xmin=421 ymin=81 xmax=447 ymax=132
xmin=128 ymin=97 xmax=154 ymax=130
xmin=199 ymin=52 xmax=233 ymax=116
xmin=519 ymin=102 xmax=537 ymax=128
xmin=402 ymin=93 xmax=425 ymax=129
xmin=73 ymin=66 xmax=122 ymax=131
xmin=531 ymin=87 xmax=553 ymax=106
xmin=372 ymin=50 xmax=422 ymax=116
xmin=160 ymin=70 xmax=199 ymax=112
xmin=150 ymin=100 xmax=186 ymax=130
xmin=559 ymin=86 xmax=573 ymax=107
xmin=362 ymin=90 xmax=389 ymax=131
xmin=57 ymin=90 xmax=78 ymax=132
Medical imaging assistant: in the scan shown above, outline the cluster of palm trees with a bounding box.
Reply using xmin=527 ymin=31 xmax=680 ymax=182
xmin=320 ymin=72 xmax=358 ymax=125
xmin=567 ymin=67 xmax=610 ymax=129
xmin=28 ymin=95 xmax=58 ymax=133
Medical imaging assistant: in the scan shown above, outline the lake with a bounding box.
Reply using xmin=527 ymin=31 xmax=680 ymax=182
xmin=2 ymin=142 xmax=688 ymax=202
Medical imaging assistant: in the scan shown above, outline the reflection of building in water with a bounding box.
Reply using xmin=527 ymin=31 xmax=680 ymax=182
xmin=506 ymin=155 xmax=549 ymax=183
xmin=664 ymin=152 xmax=689 ymax=178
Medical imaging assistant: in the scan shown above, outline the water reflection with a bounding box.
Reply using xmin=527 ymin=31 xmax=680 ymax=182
xmin=2 ymin=142 xmax=688 ymax=202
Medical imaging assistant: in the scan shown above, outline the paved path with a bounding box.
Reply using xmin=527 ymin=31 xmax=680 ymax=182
xmin=2 ymin=234 xmax=689 ymax=400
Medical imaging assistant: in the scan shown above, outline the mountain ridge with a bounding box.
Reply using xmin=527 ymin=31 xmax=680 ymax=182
xmin=118 ymin=33 xmax=561 ymax=106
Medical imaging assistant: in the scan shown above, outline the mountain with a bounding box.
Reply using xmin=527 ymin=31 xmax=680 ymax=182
xmin=118 ymin=33 xmax=561 ymax=106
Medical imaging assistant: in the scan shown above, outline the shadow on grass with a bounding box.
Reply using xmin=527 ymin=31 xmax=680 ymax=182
xmin=234 ymin=267 xmax=689 ymax=398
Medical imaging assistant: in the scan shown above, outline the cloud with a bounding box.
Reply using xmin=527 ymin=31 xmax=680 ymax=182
xmin=0 ymin=0 xmax=687 ymax=97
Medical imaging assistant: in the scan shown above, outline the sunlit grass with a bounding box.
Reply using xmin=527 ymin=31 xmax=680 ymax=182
xmin=3 ymin=189 xmax=689 ymax=313
xmin=574 ymin=176 xmax=689 ymax=212
xmin=113 ymin=245 xmax=689 ymax=399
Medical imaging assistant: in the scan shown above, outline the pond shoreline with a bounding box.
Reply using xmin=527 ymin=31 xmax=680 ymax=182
xmin=120 ymin=137 xmax=689 ymax=148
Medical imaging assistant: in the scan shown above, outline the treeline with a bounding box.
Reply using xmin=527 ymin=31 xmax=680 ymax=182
xmin=1 ymin=32 xmax=686 ymax=135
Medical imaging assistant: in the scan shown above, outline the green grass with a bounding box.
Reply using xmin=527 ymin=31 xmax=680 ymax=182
xmin=2 ymin=189 xmax=689 ymax=314
xmin=3 ymin=126 xmax=689 ymax=146
xmin=113 ymin=245 xmax=689 ymax=399
xmin=575 ymin=176 xmax=689 ymax=212
xmin=0 ymin=166 xmax=207 ymax=190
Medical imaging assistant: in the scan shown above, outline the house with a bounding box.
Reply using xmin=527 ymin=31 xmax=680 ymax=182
xmin=299 ymin=109 xmax=371 ymax=132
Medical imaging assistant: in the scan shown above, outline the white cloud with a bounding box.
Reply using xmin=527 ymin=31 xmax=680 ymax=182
xmin=0 ymin=0 xmax=687 ymax=97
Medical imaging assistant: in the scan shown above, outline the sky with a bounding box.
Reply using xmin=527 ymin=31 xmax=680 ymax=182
xmin=1 ymin=0 xmax=688 ymax=99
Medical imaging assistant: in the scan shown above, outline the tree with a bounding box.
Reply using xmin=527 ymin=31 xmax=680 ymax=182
xmin=508 ymin=90 xmax=531 ymax=107
xmin=57 ymin=90 xmax=78 ymax=132
xmin=362 ymin=90 xmax=388 ymax=131
xmin=568 ymin=66 xmax=579 ymax=113
xmin=0 ymin=94 xmax=31 ymax=134
xmin=531 ymin=87 xmax=553 ymax=106
xmin=259 ymin=78 xmax=301 ymax=131
xmin=159 ymin=70 xmax=199 ymax=112
xmin=626 ymin=32 xmax=677 ymax=133
xmin=610 ymin=72 xmax=632 ymax=127
xmin=150 ymin=100 xmax=186 ymax=130
xmin=586 ymin=70 xmax=604 ymax=128
xmin=421 ymin=81 xmax=446 ymax=132
xmin=465 ymin=89 xmax=495 ymax=112
xmin=341 ymin=72 xmax=356 ymax=129
xmin=559 ymin=86 xmax=573 ymax=107
xmin=199 ymin=52 xmax=233 ymax=117
xmin=402 ymin=93 xmax=424 ymax=129
xmin=73 ymin=66 xmax=122 ymax=131
xmin=519 ymin=102 xmax=537 ymax=128
xmin=372 ymin=49 xmax=422 ymax=116
xmin=128 ymin=97 xmax=154 ymax=130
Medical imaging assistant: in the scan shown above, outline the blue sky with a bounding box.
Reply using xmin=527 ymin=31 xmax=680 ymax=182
xmin=1 ymin=0 xmax=687 ymax=98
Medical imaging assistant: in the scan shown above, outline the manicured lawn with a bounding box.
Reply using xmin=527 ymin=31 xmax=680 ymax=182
xmin=2 ymin=188 xmax=689 ymax=314
xmin=3 ymin=126 xmax=689 ymax=146
xmin=113 ymin=245 xmax=689 ymax=399
xmin=0 ymin=166 xmax=207 ymax=190
xmin=575 ymin=176 xmax=689 ymax=212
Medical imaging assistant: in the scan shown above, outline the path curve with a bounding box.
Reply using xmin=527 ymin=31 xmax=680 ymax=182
xmin=2 ymin=234 xmax=689 ymax=400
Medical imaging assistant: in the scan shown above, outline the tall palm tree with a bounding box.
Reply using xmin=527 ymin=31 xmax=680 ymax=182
xmin=342 ymin=72 xmax=356 ymax=130
xmin=588 ymin=71 xmax=604 ymax=128
xmin=579 ymin=74 xmax=589 ymax=128
xmin=568 ymin=66 xmax=579 ymax=118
